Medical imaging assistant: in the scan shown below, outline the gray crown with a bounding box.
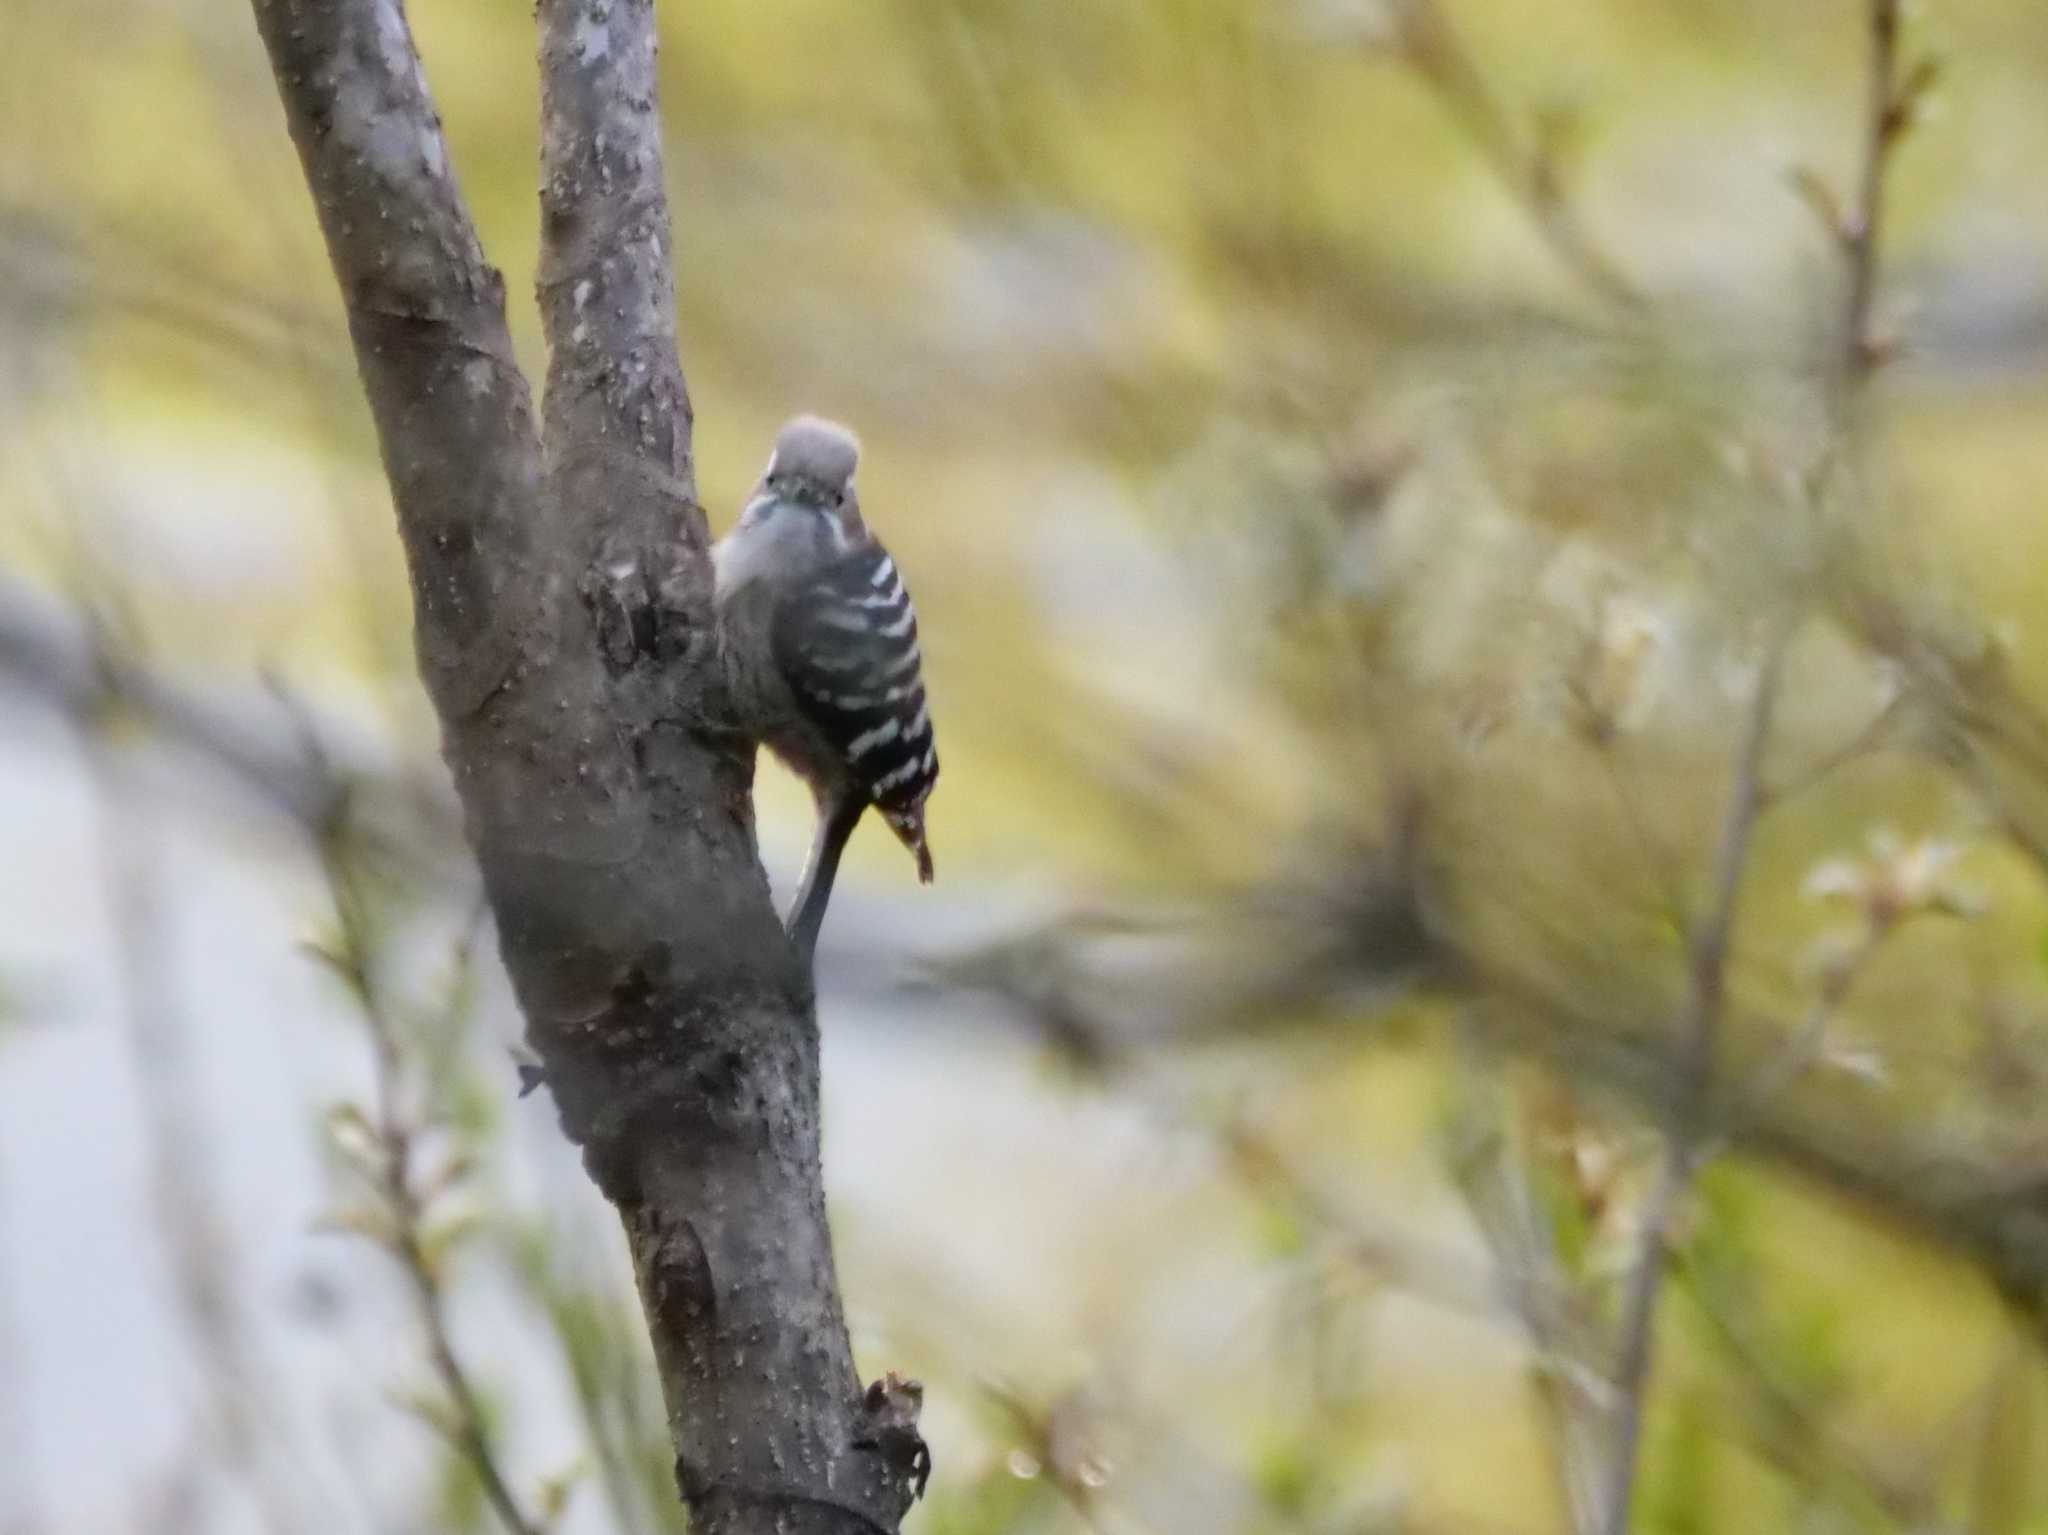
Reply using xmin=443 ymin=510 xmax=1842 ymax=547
xmin=771 ymin=414 xmax=860 ymax=492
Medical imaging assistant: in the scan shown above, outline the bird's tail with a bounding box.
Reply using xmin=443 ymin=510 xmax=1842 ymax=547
xmin=883 ymin=805 xmax=935 ymax=884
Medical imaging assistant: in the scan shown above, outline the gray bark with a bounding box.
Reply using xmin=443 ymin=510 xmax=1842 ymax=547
xmin=246 ymin=1 xmax=917 ymax=1530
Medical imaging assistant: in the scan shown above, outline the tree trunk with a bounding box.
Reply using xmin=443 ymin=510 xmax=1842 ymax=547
xmin=246 ymin=2 xmax=918 ymax=1529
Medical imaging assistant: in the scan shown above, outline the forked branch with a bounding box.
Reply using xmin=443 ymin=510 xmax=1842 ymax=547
xmin=249 ymin=2 xmax=919 ymax=1530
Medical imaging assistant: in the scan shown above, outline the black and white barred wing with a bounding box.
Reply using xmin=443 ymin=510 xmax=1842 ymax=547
xmin=772 ymin=541 xmax=938 ymax=877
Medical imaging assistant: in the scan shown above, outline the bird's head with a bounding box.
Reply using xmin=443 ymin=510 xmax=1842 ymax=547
xmin=714 ymin=414 xmax=867 ymax=603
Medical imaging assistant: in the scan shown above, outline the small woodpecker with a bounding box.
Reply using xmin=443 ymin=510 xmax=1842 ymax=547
xmin=712 ymin=416 xmax=939 ymax=962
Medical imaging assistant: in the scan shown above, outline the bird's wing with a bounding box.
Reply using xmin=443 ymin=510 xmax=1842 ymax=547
xmin=771 ymin=541 xmax=939 ymax=825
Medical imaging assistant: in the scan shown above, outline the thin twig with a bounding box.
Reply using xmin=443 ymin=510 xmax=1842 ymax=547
xmin=1214 ymin=1112 xmax=1546 ymax=1327
xmin=516 ymin=1247 xmax=678 ymax=1535
xmin=1390 ymin=0 xmax=1643 ymax=312
xmin=1674 ymin=1255 xmax=1928 ymax=1527
xmin=1442 ymin=1061 xmax=1607 ymax=1535
xmin=1593 ymin=8 xmax=1919 ymax=1522
xmin=1710 ymin=917 xmax=1893 ymax=1154
xmin=0 ymin=574 xmax=462 ymax=875
xmin=1594 ymin=747 xmax=1691 ymax=935
xmin=1842 ymin=0 xmax=1905 ymax=380
xmin=1596 ymin=643 xmax=1782 ymax=1535
xmin=1160 ymin=1082 xmax=1616 ymax=1534
xmin=314 ymin=817 xmax=541 ymax=1535
xmin=1595 ymin=1149 xmax=1689 ymax=1535
xmin=1758 ymin=692 xmax=1902 ymax=810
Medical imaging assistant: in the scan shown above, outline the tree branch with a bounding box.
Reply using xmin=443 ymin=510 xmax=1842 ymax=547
xmin=1842 ymin=0 xmax=1904 ymax=379
xmin=1593 ymin=7 xmax=1922 ymax=1519
xmin=0 ymin=573 xmax=461 ymax=872
xmin=1596 ymin=643 xmax=1780 ymax=1535
xmin=249 ymin=0 xmax=546 ymax=727
xmin=249 ymin=2 xmax=918 ymax=1530
xmin=316 ymin=861 xmax=540 ymax=1535
xmin=1389 ymin=0 xmax=1643 ymax=313
xmin=536 ymin=0 xmax=692 ymax=485
xmin=939 ymin=836 xmax=2048 ymax=1326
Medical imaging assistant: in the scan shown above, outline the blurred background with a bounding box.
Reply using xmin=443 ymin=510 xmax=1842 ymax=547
xmin=8 ymin=1 xmax=2048 ymax=1532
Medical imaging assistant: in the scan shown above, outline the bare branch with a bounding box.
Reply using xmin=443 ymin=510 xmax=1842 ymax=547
xmin=315 ymin=851 xmax=540 ymax=1535
xmin=1597 ymin=642 xmax=1780 ymax=1535
xmin=1842 ymin=0 xmax=1906 ymax=380
xmin=1442 ymin=1074 xmax=1609 ymax=1535
xmin=1676 ymin=1254 xmax=1930 ymax=1526
xmin=537 ymin=0 xmax=693 ymax=489
xmin=249 ymin=0 xmax=546 ymax=726
xmin=1450 ymin=947 xmax=2048 ymax=1343
xmin=1590 ymin=746 xmax=1690 ymax=938
xmin=1759 ymin=691 xmax=1903 ymax=810
xmin=934 ymin=811 xmax=2048 ymax=1340
xmin=1390 ymin=0 xmax=1643 ymax=312
xmin=0 ymin=574 xmax=461 ymax=871
xmin=1214 ymin=1112 xmax=1553 ymax=1330
xmin=1719 ymin=922 xmax=1892 ymax=1144
xmin=1591 ymin=11 xmax=1924 ymax=1518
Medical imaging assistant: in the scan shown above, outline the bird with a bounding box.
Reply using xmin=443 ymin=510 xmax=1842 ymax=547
xmin=712 ymin=415 xmax=939 ymax=963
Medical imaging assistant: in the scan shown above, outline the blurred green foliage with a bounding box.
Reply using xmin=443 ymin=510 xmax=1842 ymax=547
xmin=12 ymin=1 xmax=2048 ymax=1534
